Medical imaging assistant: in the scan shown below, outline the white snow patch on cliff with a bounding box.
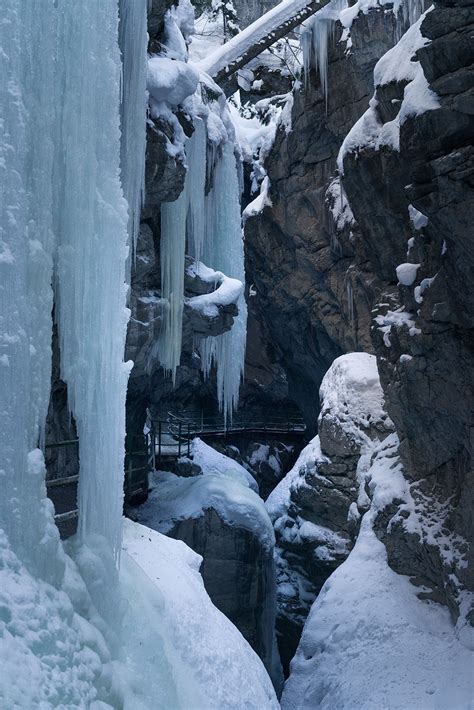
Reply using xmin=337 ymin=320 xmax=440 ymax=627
xmin=337 ymin=12 xmax=439 ymax=172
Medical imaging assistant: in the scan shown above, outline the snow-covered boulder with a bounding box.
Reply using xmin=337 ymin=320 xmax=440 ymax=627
xmin=266 ymin=353 xmax=393 ymax=671
xmin=147 ymin=56 xmax=200 ymax=107
xmin=134 ymin=441 xmax=282 ymax=691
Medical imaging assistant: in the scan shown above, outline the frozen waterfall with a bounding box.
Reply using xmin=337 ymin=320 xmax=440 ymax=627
xmin=159 ymin=116 xmax=247 ymax=417
xmin=0 ymin=0 xmax=144 ymax=579
xmin=201 ymin=141 xmax=248 ymax=421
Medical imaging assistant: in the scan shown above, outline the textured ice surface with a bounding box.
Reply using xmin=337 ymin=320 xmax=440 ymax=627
xmin=200 ymin=141 xmax=248 ymax=420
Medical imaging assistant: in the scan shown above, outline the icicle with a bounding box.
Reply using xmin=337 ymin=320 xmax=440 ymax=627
xmin=396 ymin=0 xmax=426 ymax=39
xmin=159 ymin=192 xmax=188 ymax=381
xmin=201 ymin=142 xmax=247 ymax=422
xmin=301 ymin=0 xmax=347 ymax=105
xmin=346 ymin=280 xmax=355 ymax=326
xmin=119 ymin=0 xmax=148 ymax=272
xmin=159 ymin=117 xmax=207 ymax=380
xmin=185 ymin=117 xmax=207 ymax=265
xmin=0 ymin=0 xmax=59 ymax=581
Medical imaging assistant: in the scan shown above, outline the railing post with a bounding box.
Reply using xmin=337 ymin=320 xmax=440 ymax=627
xmin=158 ymin=421 xmax=162 ymax=466
xmin=127 ymin=457 xmax=133 ymax=501
xmin=151 ymin=427 xmax=156 ymax=471
xmin=178 ymin=422 xmax=182 ymax=457
xmin=187 ymin=423 xmax=191 ymax=457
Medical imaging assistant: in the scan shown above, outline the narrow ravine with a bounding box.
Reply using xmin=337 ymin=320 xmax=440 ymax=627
xmin=1 ymin=0 xmax=473 ymax=708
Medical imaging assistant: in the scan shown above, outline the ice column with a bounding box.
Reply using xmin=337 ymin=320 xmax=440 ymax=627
xmin=0 ymin=0 xmax=60 ymax=581
xmin=1 ymin=0 xmax=135 ymax=574
xmin=159 ymin=117 xmax=207 ymax=381
xmin=201 ymin=141 xmax=247 ymax=421
xmin=54 ymin=2 xmax=131 ymax=561
xmin=119 ymin=0 xmax=148 ymax=266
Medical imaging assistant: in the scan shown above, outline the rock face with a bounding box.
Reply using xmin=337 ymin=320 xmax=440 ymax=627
xmin=245 ymin=9 xmax=405 ymax=428
xmin=233 ymin=0 xmax=280 ymax=30
xmin=339 ymin=0 xmax=474 ymax=624
xmin=266 ymin=353 xmax=394 ymax=671
xmin=248 ymin=0 xmax=473 ymax=656
xmin=167 ymin=510 xmax=279 ymax=683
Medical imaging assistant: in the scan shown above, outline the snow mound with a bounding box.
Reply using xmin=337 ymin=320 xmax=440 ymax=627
xmin=121 ymin=520 xmax=278 ymax=709
xmin=136 ymin=468 xmax=274 ymax=551
xmin=190 ymin=437 xmax=258 ymax=491
xmin=319 ymin=352 xmax=392 ymax=439
xmin=281 ymin=439 xmax=474 ymax=710
xmin=147 ymin=56 xmax=200 ymax=106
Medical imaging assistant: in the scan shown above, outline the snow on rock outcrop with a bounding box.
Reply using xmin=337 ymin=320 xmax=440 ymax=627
xmin=136 ymin=465 xmax=273 ymax=553
xmin=147 ymin=56 xmax=200 ymax=107
xmin=121 ymin=520 xmax=279 ymax=710
xmin=186 ymin=263 xmax=244 ymax=319
xmin=135 ymin=440 xmax=283 ymax=691
xmin=186 ymin=436 xmax=259 ymax=492
xmin=281 ymin=435 xmax=474 ymax=710
xmin=338 ymin=11 xmax=439 ymax=169
xmin=266 ymin=353 xmax=394 ymax=670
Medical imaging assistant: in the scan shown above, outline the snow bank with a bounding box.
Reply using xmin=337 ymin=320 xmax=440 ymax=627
xmin=121 ymin=520 xmax=279 ymax=709
xmin=189 ymin=437 xmax=259 ymax=491
xmin=281 ymin=440 xmax=474 ymax=710
xmin=0 ymin=529 xmax=112 ymax=708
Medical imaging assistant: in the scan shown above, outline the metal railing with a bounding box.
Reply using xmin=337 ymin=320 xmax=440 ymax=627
xmin=148 ymin=410 xmax=306 ymax=466
xmin=45 ymin=410 xmax=306 ymax=531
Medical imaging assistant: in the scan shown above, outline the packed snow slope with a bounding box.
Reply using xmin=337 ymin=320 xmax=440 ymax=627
xmin=279 ymin=356 xmax=474 ymax=709
xmin=121 ymin=520 xmax=279 ymax=710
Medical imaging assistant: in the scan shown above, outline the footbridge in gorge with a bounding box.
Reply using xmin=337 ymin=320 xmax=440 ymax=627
xmin=45 ymin=410 xmax=307 ymax=538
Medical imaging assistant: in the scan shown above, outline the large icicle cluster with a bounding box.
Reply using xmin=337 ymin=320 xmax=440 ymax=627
xmin=159 ymin=117 xmax=207 ymax=380
xmin=0 ymin=0 xmax=139 ymax=702
xmin=200 ymin=141 xmax=248 ymax=421
xmin=155 ymin=65 xmax=248 ymax=416
xmin=1 ymin=0 xmax=145 ymax=578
